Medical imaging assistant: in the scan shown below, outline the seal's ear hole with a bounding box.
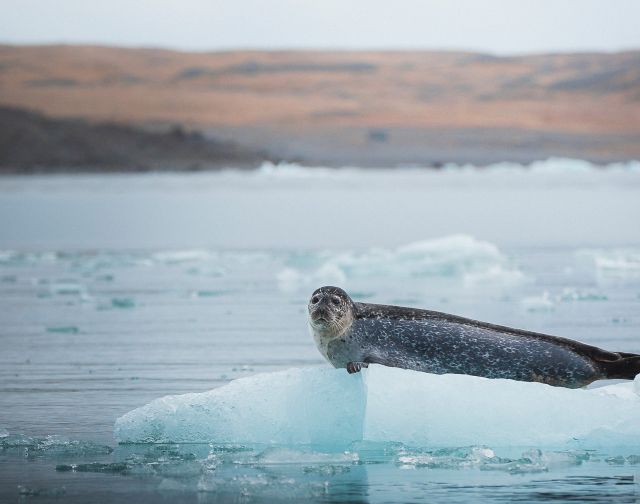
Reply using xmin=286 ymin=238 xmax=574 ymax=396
xmin=311 ymin=296 xmax=320 ymax=304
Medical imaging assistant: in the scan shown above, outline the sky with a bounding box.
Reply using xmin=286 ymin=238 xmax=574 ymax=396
xmin=1 ymin=0 xmax=639 ymax=55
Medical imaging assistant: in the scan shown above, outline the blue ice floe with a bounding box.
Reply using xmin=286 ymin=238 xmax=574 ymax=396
xmin=114 ymin=365 xmax=640 ymax=448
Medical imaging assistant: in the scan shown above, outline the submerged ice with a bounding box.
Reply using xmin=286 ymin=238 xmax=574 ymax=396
xmin=115 ymin=366 xmax=640 ymax=448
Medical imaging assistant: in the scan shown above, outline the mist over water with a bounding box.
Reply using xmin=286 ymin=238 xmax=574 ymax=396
xmin=1 ymin=158 xmax=639 ymax=250
xmin=1 ymin=160 xmax=640 ymax=502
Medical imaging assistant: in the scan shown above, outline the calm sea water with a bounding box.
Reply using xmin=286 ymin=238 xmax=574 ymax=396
xmin=1 ymin=160 xmax=640 ymax=502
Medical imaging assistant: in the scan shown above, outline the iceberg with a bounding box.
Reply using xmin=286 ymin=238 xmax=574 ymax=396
xmin=115 ymin=366 xmax=640 ymax=448
xmin=276 ymin=235 xmax=525 ymax=292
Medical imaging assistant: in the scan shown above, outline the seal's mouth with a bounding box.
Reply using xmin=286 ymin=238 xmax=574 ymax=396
xmin=309 ymin=308 xmax=332 ymax=325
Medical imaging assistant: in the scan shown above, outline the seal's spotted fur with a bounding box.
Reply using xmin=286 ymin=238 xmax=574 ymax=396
xmin=308 ymin=286 xmax=640 ymax=388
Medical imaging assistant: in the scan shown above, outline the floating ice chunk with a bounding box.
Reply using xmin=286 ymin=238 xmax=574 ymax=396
xmin=46 ymin=326 xmax=80 ymax=334
xmin=521 ymin=291 xmax=555 ymax=312
xmin=463 ymin=265 xmax=525 ymax=287
xmin=277 ymin=264 xmax=346 ymax=292
xmin=0 ymin=434 xmax=113 ymax=457
xmin=49 ymin=281 xmax=86 ymax=296
xmin=395 ymin=445 xmax=590 ymax=474
xmin=397 ymin=446 xmax=497 ymax=470
xmin=191 ymin=290 xmax=230 ymax=298
xmin=255 ymin=158 xmax=640 ymax=177
xmin=0 ymin=250 xmax=58 ymax=266
xmin=578 ymin=248 xmax=640 ymax=280
xmin=594 ymin=253 xmax=640 ymax=273
xmin=277 ymin=235 xmax=524 ymax=291
xmin=251 ymin=447 xmax=359 ymax=465
xmin=116 ymin=366 xmax=640 ymax=448
xmin=527 ymin=157 xmax=594 ymax=174
xmin=257 ymin=161 xmax=338 ymax=178
xmin=336 ymin=235 xmax=510 ymax=278
xmin=115 ymin=367 xmax=364 ymax=445
xmin=110 ymin=297 xmax=136 ymax=308
xmin=17 ymin=486 xmax=66 ymax=497
xmin=152 ymin=249 xmax=215 ymax=264
xmin=559 ymin=288 xmax=607 ymax=302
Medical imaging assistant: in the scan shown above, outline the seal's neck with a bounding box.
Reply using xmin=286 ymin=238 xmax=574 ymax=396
xmin=309 ymin=310 xmax=354 ymax=361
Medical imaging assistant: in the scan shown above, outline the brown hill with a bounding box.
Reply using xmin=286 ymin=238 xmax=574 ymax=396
xmin=1 ymin=45 xmax=639 ymax=166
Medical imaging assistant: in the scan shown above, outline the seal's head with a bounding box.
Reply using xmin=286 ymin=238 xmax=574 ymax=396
xmin=308 ymin=286 xmax=354 ymax=339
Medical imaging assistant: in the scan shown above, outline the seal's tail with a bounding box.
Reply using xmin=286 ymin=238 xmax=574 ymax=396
xmin=601 ymin=352 xmax=640 ymax=380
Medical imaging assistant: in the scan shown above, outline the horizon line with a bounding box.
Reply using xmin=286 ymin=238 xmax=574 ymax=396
xmin=2 ymin=40 xmax=640 ymax=58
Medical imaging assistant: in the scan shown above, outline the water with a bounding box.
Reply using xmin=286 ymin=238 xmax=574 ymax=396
xmin=1 ymin=159 xmax=640 ymax=502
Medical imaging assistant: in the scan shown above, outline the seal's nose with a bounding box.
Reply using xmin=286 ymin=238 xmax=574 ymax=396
xmin=310 ymin=292 xmax=327 ymax=307
xmin=317 ymin=295 xmax=330 ymax=306
xmin=310 ymin=294 xmax=331 ymax=319
xmin=312 ymin=298 xmax=328 ymax=311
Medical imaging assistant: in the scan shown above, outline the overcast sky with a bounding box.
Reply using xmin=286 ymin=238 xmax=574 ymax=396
xmin=1 ymin=0 xmax=639 ymax=55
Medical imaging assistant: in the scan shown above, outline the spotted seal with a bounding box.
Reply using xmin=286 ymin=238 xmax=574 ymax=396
xmin=308 ymin=286 xmax=640 ymax=388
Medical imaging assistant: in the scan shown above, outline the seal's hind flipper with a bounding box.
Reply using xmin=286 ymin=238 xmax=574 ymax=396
xmin=600 ymin=353 xmax=640 ymax=380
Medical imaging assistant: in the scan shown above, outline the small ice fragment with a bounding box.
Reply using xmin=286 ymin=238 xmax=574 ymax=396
xmin=56 ymin=462 xmax=129 ymax=474
xmin=18 ymin=486 xmax=66 ymax=497
xmin=277 ymin=264 xmax=346 ymax=292
xmin=2 ymin=434 xmax=112 ymax=457
xmin=0 ymin=434 xmax=34 ymax=448
xmin=349 ymin=291 xmax=376 ymax=300
xmin=111 ymin=297 xmax=136 ymax=309
xmin=626 ymin=455 xmax=640 ymax=464
xmin=595 ymin=253 xmax=640 ymax=273
xmin=612 ymin=317 xmax=630 ymax=324
xmin=397 ymin=446 xmax=497 ymax=470
xmin=577 ymin=248 xmax=640 ymax=280
xmin=521 ymin=291 xmax=554 ymax=312
xmin=49 ymin=281 xmax=85 ymax=296
xmin=46 ymin=326 xmax=79 ymax=334
xmin=559 ymin=288 xmax=607 ymax=302
xmin=253 ymin=447 xmax=358 ymax=465
xmin=194 ymin=290 xmax=227 ymax=298
xmin=28 ymin=436 xmax=113 ymax=457
xmin=152 ymin=249 xmax=213 ymax=264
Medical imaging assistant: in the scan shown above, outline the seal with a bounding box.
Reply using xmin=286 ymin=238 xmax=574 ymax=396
xmin=308 ymin=286 xmax=640 ymax=388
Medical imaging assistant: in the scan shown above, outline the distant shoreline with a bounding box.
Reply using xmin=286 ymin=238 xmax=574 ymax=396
xmin=0 ymin=106 xmax=273 ymax=174
xmin=2 ymin=106 xmax=639 ymax=174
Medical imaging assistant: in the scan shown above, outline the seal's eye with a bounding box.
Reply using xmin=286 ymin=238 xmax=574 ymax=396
xmin=311 ymin=296 xmax=320 ymax=304
xmin=331 ymin=296 xmax=341 ymax=306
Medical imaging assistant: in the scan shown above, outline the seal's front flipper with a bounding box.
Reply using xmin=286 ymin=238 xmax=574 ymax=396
xmin=346 ymin=362 xmax=369 ymax=374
